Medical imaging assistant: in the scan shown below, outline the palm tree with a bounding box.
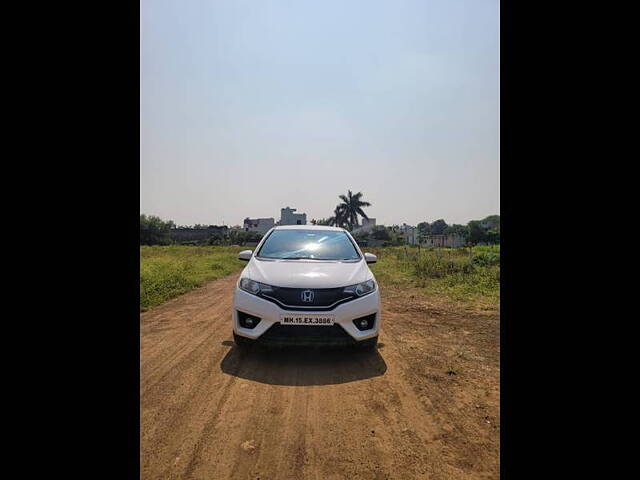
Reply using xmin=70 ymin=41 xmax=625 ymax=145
xmin=328 ymin=205 xmax=347 ymax=228
xmin=336 ymin=190 xmax=371 ymax=230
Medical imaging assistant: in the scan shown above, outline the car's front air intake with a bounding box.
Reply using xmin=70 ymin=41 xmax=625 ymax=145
xmin=259 ymin=323 xmax=356 ymax=347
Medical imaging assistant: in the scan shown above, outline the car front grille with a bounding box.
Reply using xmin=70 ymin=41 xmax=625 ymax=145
xmin=259 ymin=286 xmax=355 ymax=311
xmin=258 ymin=323 xmax=355 ymax=347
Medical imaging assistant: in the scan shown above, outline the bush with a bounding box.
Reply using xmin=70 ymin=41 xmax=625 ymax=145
xmin=367 ymin=245 xmax=500 ymax=306
xmin=472 ymin=251 xmax=500 ymax=267
xmin=207 ymin=234 xmax=226 ymax=245
xmin=413 ymin=255 xmax=476 ymax=279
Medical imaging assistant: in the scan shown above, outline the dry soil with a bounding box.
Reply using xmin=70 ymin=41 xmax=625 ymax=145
xmin=141 ymin=273 xmax=499 ymax=479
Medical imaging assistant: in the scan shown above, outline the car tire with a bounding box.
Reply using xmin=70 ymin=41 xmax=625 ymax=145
xmin=358 ymin=336 xmax=378 ymax=351
xmin=233 ymin=332 xmax=253 ymax=351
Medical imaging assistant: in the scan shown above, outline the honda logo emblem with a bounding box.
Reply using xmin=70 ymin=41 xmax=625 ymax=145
xmin=301 ymin=290 xmax=314 ymax=302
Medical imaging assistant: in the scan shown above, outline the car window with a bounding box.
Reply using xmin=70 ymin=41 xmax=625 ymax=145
xmin=256 ymin=230 xmax=360 ymax=260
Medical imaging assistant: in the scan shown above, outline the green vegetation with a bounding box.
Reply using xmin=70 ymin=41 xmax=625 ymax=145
xmin=351 ymin=225 xmax=407 ymax=247
xmin=208 ymin=229 xmax=263 ymax=246
xmin=139 ymin=241 xmax=500 ymax=313
xmin=140 ymin=214 xmax=175 ymax=245
xmin=369 ymin=245 xmax=500 ymax=308
xmin=417 ymin=215 xmax=500 ymax=245
xmin=140 ymin=213 xmax=264 ymax=247
xmin=140 ymin=245 xmax=245 ymax=310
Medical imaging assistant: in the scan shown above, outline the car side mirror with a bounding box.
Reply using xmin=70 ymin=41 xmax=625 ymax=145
xmin=238 ymin=250 xmax=253 ymax=261
xmin=364 ymin=253 xmax=377 ymax=264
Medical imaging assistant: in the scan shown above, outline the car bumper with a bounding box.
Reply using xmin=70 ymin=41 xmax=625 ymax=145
xmin=232 ymin=287 xmax=381 ymax=345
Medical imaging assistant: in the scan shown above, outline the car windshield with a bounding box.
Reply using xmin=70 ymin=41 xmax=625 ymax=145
xmin=256 ymin=230 xmax=361 ymax=261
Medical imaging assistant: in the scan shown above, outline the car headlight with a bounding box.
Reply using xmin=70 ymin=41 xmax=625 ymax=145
xmin=239 ymin=278 xmax=273 ymax=295
xmin=343 ymin=279 xmax=376 ymax=297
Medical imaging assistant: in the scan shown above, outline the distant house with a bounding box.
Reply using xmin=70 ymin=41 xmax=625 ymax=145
xmin=280 ymin=206 xmax=307 ymax=225
xmin=243 ymin=217 xmax=275 ymax=234
xmin=399 ymin=224 xmax=418 ymax=245
xmin=385 ymin=223 xmax=419 ymax=245
xmin=421 ymin=234 xmax=466 ymax=248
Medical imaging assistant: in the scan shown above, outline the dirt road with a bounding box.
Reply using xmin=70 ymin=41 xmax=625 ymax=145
xmin=141 ymin=273 xmax=499 ymax=479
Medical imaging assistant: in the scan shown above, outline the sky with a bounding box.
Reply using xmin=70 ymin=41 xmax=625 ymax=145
xmin=141 ymin=0 xmax=499 ymax=227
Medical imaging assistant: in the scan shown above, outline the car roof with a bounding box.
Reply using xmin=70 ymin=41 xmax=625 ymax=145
xmin=272 ymin=225 xmax=346 ymax=232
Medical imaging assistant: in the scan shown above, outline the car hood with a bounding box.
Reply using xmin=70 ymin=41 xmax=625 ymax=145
xmin=244 ymin=258 xmax=372 ymax=288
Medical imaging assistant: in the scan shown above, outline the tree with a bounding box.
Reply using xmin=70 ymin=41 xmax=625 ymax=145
xmin=371 ymin=226 xmax=391 ymax=241
xmin=140 ymin=214 xmax=174 ymax=245
xmin=467 ymin=220 xmax=486 ymax=244
xmin=429 ymin=219 xmax=448 ymax=235
xmin=417 ymin=221 xmax=431 ymax=235
xmin=466 ymin=217 xmax=500 ymax=245
xmin=485 ymin=228 xmax=500 ymax=244
xmin=328 ymin=206 xmax=347 ymax=228
xmin=444 ymin=223 xmax=469 ymax=238
xmin=417 ymin=221 xmax=431 ymax=242
xmin=335 ymin=190 xmax=371 ymax=230
xmin=481 ymin=215 xmax=500 ymax=231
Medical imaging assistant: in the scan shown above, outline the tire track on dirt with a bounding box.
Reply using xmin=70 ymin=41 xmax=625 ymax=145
xmin=141 ymin=297 xmax=233 ymax=393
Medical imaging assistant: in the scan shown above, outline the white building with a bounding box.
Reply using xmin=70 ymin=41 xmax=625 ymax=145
xmin=280 ymin=206 xmax=307 ymax=225
xmin=243 ymin=217 xmax=275 ymax=234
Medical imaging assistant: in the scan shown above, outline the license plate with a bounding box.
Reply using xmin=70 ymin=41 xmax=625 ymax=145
xmin=279 ymin=314 xmax=335 ymax=326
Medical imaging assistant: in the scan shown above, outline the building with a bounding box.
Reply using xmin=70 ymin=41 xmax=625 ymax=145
xmin=399 ymin=223 xmax=418 ymax=245
xmin=386 ymin=223 xmax=418 ymax=245
xmin=421 ymin=234 xmax=466 ymax=248
xmin=243 ymin=217 xmax=275 ymax=234
xmin=353 ymin=217 xmax=376 ymax=233
xmin=280 ymin=206 xmax=307 ymax=225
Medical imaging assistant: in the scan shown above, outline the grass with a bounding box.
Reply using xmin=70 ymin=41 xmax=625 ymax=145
xmin=140 ymin=243 xmax=500 ymax=312
xmin=140 ymin=245 xmax=245 ymax=310
xmin=368 ymin=245 xmax=500 ymax=309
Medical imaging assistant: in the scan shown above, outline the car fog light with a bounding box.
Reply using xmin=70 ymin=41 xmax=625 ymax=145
xmin=352 ymin=314 xmax=376 ymax=331
xmin=238 ymin=311 xmax=261 ymax=329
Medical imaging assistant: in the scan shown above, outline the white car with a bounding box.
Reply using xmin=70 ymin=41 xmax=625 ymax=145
xmin=232 ymin=225 xmax=381 ymax=350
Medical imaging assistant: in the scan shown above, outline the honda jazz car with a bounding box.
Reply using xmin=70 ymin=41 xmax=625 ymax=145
xmin=232 ymin=225 xmax=381 ymax=349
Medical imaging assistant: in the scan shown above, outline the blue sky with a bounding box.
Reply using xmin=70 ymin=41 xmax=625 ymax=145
xmin=141 ymin=0 xmax=499 ymax=226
